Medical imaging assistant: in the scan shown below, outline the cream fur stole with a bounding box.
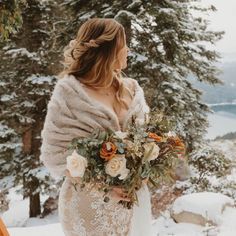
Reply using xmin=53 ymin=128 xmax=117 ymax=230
xmin=39 ymin=74 xmax=150 ymax=179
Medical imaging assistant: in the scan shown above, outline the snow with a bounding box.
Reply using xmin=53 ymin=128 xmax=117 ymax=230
xmin=3 ymin=198 xmax=29 ymax=227
xmin=0 ymin=93 xmax=16 ymax=102
xmin=8 ymin=223 xmax=64 ymax=236
xmin=4 ymin=48 xmax=40 ymax=61
xmin=131 ymin=20 xmax=144 ymax=32
xmin=3 ymin=187 xmax=236 ymax=235
xmin=115 ymin=10 xmax=136 ymax=19
xmin=172 ymin=192 xmax=234 ymax=225
xmin=158 ymin=8 xmax=176 ymax=15
xmin=25 ymin=75 xmax=56 ymax=85
xmin=0 ymin=176 xmax=15 ymax=190
xmin=152 ymin=212 xmax=204 ymax=236
xmin=78 ymin=11 xmax=96 ymax=20
xmin=151 ymin=205 xmax=236 ymax=236
xmin=2 ymin=186 xmax=59 ymax=228
xmin=0 ymin=123 xmax=15 ymax=138
xmin=0 ymin=142 xmax=21 ymax=152
xmin=218 ymin=207 xmax=236 ymax=236
xmin=162 ymin=82 xmax=184 ymax=91
xmin=2 ymin=187 xmax=28 ymax=227
xmin=6 ymin=206 xmax=236 ymax=236
xmin=134 ymin=52 xmax=148 ymax=62
xmin=21 ymin=101 xmax=36 ymax=108
xmin=209 ymin=139 xmax=236 ymax=161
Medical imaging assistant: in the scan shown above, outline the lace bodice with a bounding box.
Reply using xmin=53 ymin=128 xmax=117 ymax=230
xmin=58 ymin=177 xmax=134 ymax=236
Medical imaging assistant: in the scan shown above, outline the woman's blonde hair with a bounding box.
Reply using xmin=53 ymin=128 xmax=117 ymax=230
xmin=58 ymin=17 xmax=134 ymax=113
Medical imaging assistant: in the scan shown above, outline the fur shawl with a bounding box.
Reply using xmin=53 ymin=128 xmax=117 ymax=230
xmin=39 ymin=74 xmax=150 ymax=179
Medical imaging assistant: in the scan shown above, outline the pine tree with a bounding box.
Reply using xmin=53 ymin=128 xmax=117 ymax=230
xmin=0 ymin=0 xmax=68 ymax=217
xmin=0 ymin=123 xmax=21 ymax=190
xmin=125 ymin=0 xmax=225 ymax=152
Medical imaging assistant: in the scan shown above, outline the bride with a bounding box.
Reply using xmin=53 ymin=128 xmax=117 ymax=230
xmin=40 ymin=17 xmax=153 ymax=236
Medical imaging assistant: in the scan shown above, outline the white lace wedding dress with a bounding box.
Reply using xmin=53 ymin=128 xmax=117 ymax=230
xmin=129 ymin=184 xmax=153 ymax=236
xmin=58 ymin=176 xmax=153 ymax=236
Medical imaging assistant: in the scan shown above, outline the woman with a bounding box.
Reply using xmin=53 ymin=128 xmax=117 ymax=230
xmin=40 ymin=18 xmax=153 ymax=236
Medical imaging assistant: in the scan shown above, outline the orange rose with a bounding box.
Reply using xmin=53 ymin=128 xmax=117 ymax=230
xmin=100 ymin=141 xmax=118 ymax=161
xmin=148 ymin=132 xmax=163 ymax=142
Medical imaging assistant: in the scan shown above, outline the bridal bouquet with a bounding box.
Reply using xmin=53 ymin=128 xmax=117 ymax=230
xmin=66 ymin=109 xmax=187 ymax=209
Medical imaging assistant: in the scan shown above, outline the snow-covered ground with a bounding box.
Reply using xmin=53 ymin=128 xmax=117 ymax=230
xmin=6 ymin=208 xmax=236 ymax=236
xmin=8 ymin=223 xmax=64 ymax=236
xmin=2 ymin=113 xmax=236 ymax=236
xmin=152 ymin=206 xmax=236 ymax=236
xmin=3 ymin=190 xmax=236 ymax=236
xmin=3 ymin=137 xmax=236 ymax=236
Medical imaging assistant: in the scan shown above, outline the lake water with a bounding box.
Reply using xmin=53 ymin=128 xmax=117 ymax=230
xmin=205 ymin=104 xmax=236 ymax=140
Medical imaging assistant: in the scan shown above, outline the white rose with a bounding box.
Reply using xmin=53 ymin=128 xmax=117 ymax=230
xmin=105 ymin=155 xmax=130 ymax=180
xmin=135 ymin=118 xmax=145 ymax=126
xmin=143 ymin=142 xmax=160 ymax=162
xmin=166 ymin=131 xmax=176 ymax=137
xmin=66 ymin=150 xmax=88 ymax=177
xmin=114 ymin=131 xmax=128 ymax=139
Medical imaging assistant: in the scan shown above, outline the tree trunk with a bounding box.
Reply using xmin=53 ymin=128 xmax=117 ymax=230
xmin=22 ymin=127 xmax=41 ymax=217
xmin=29 ymin=176 xmax=41 ymax=217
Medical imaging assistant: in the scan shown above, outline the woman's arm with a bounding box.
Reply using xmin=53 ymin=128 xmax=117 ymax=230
xmin=40 ymin=92 xmax=70 ymax=179
xmin=39 ymin=79 xmax=91 ymax=180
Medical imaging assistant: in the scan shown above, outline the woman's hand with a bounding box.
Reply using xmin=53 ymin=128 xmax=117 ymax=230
xmin=108 ymin=186 xmax=131 ymax=202
xmin=65 ymin=169 xmax=147 ymax=202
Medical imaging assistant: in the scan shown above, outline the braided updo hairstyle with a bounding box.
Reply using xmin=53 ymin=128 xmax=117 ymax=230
xmin=57 ymin=17 xmax=133 ymax=113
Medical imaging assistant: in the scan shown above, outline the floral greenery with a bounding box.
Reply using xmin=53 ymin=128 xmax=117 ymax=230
xmin=67 ymin=109 xmax=187 ymax=209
